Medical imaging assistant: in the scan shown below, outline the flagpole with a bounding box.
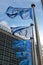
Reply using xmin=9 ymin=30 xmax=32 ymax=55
xmin=41 ymin=0 xmax=43 ymax=9
xmin=31 ymin=4 xmax=42 ymax=65
xmin=30 ymin=23 xmax=36 ymax=65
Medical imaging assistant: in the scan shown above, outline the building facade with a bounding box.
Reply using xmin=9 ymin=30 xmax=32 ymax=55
xmin=0 ymin=29 xmax=20 ymax=65
xmin=0 ymin=28 xmax=32 ymax=65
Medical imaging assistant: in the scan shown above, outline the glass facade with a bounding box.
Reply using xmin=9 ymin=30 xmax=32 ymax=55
xmin=0 ymin=31 xmax=32 ymax=65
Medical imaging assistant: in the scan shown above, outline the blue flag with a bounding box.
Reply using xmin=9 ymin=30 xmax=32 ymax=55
xmin=6 ymin=6 xmax=32 ymax=19
xmin=11 ymin=26 xmax=29 ymax=33
xmin=19 ymin=8 xmax=32 ymax=19
xmin=12 ymin=40 xmax=32 ymax=65
xmin=11 ymin=26 xmax=32 ymax=38
xmin=6 ymin=6 xmax=20 ymax=18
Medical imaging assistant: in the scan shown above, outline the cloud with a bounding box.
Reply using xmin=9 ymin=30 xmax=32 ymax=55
xmin=11 ymin=25 xmax=17 ymax=27
xmin=0 ymin=21 xmax=10 ymax=28
xmin=14 ymin=0 xmax=40 ymax=3
xmin=0 ymin=21 xmax=8 ymax=26
xmin=0 ymin=21 xmax=17 ymax=29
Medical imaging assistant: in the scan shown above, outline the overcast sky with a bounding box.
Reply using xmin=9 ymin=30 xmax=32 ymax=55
xmin=0 ymin=0 xmax=43 ymax=45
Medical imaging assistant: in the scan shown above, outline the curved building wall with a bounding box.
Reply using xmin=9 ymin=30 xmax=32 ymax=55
xmin=0 ymin=29 xmax=32 ymax=65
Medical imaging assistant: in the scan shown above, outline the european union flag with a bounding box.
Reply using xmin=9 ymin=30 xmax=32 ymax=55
xmin=11 ymin=26 xmax=29 ymax=33
xmin=19 ymin=8 xmax=32 ymax=19
xmin=12 ymin=40 xmax=32 ymax=65
xmin=10 ymin=26 xmax=31 ymax=38
xmin=6 ymin=6 xmax=20 ymax=18
xmin=6 ymin=6 xmax=32 ymax=19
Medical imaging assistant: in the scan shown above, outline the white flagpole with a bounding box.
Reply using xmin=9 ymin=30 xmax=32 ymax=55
xmin=41 ymin=0 xmax=43 ymax=9
xmin=30 ymin=23 xmax=36 ymax=65
xmin=31 ymin=4 xmax=42 ymax=65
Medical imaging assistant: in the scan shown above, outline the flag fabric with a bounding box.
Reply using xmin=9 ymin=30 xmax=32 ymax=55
xmin=11 ymin=26 xmax=32 ymax=38
xmin=19 ymin=8 xmax=32 ymax=19
xmin=11 ymin=26 xmax=29 ymax=33
xmin=12 ymin=40 xmax=32 ymax=65
xmin=6 ymin=6 xmax=32 ymax=19
xmin=6 ymin=6 xmax=20 ymax=18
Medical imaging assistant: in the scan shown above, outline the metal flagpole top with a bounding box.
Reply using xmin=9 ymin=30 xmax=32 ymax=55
xmin=31 ymin=4 xmax=35 ymax=7
xmin=30 ymin=23 xmax=34 ymax=26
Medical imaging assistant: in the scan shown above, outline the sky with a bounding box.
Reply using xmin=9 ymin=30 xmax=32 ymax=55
xmin=0 ymin=0 xmax=43 ymax=45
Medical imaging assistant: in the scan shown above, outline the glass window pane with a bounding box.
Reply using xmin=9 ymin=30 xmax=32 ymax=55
xmin=10 ymin=53 xmax=16 ymax=59
xmin=5 ymin=51 xmax=10 ymax=57
xmin=0 ymin=60 xmax=2 ymax=64
xmin=5 ymin=47 xmax=9 ymax=52
xmin=11 ymin=49 xmax=16 ymax=54
xmin=0 ymin=49 xmax=4 ymax=55
xmin=0 ymin=45 xmax=4 ymax=50
xmin=0 ymin=32 xmax=6 ymax=44
xmin=6 ymin=42 xmax=11 ymax=48
xmin=0 ymin=41 xmax=5 ymax=46
xmin=2 ymin=61 xmax=9 ymax=65
xmin=0 ymin=55 xmax=3 ymax=60
xmin=4 ymin=56 xmax=10 ymax=62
